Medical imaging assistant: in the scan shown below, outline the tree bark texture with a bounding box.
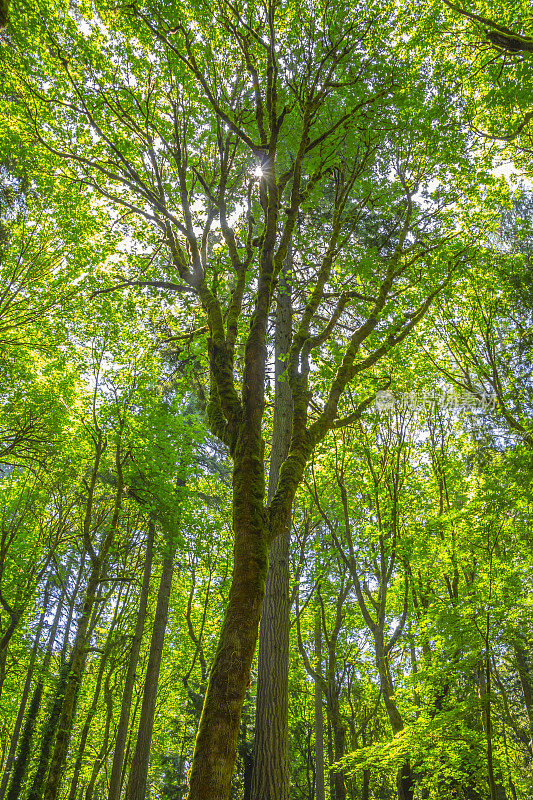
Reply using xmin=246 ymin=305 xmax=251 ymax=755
xmin=42 ymin=569 xmax=102 ymax=800
xmin=84 ymin=671 xmax=114 ymax=800
xmin=251 ymin=261 xmax=293 ymax=800
xmin=186 ymin=429 xmax=269 ymax=800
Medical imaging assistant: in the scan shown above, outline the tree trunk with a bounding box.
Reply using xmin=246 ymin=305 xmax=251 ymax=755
xmin=251 ymin=262 xmax=293 ymax=800
xmin=478 ymin=658 xmax=505 ymax=800
xmin=84 ymin=671 xmax=114 ymax=800
xmin=514 ymin=641 xmax=533 ymax=748
xmin=26 ymin=656 xmax=72 ymax=800
xmin=327 ymin=692 xmax=346 ymax=800
xmin=66 ymin=653 xmax=109 ymax=800
xmin=60 ymin=553 xmax=86 ymax=664
xmin=43 ymin=435 xmax=121 ymax=800
xmin=239 ymin=696 xmax=253 ymax=800
xmin=314 ymin=608 xmax=325 ymax=800
xmin=361 ymin=769 xmax=370 ymax=800
xmin=26 ymin=601 xmax=100 ymax=800
xmin=0 ymin=0 xmax=8 ymax=27
xmin=186 ymin=431 xmax=269 ymax=800
xmin=125 ymin=533 xmax=175 ymax=800
xmin=108 ymin=518 xmax=155 ymax=800
xmin=375 ymin=640 xmax=413 ymax=800
xmin=0 ymin=578 xmax=51 ymax=800
xmin=120 ymin=687 xmax=144 ymax=798
xmin=67 ymin=581 xmax=125 ymax=800
xmin=42 ymin=568 xmax=102 ymax=800
xmin=6 ymin=565 xmax=69 ymax=800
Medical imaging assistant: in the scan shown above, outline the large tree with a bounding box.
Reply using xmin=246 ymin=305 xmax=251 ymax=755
xmin=1 ymin=0 xmax=486 ymax=796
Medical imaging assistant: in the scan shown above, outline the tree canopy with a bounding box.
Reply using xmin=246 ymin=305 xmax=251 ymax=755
xmin=0 ymin=1 xmax=532 ymax=799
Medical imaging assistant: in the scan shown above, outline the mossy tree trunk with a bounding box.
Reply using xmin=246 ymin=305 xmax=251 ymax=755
xmin=83 ymin=669 xmax=114 ymax=800
xmin=0 ymin=0 xmax=8 ymax=27
xmin=186 ymin=425 xmax=270 ymax=800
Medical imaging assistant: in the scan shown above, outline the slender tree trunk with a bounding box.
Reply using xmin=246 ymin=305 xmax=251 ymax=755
xmin=84 ymin=672 xmax=114 ymax=800
xmin=0 ymin=0 xmax=8 ymax=27
xmin=251 ymin=262 xmax=293 ymax=800
xmin=314 ymin=606 xmax=325 ymax=800
xmin=0 ymin=578 xmax=51 ymax=800
xmin=67 ymin=581 xmax=125 ymax=800
xmin=0 ymin=609 xmax=23 ymax=666
xmin=43 ymin=434 xmax=121 ymax=800
xmin=26 ymin=656 xmax=72 ymax=800
xmin=361 ymin=770 xmax=370 ymax=800
xmin=326 ymin=717 xmax=333 ymax=797
xmin=375 ymin=640 xmax=413 ymax=800
xmin=42 ymin=569 xmax=101 ymax=800
xmin=125 ymin=533 xmax=176 ymax=800
xmin=6 ymin=565 xmax=69 ymax=800
xmin=332 ymin=722 xmax=346 ymax=800
xmin=121 ymin=689 xmax=144 ymax=796
xmin=513 ymin=640 xmax=533 ymax=748
xmin=26 ymin=601 xmax=100 ymax=800
xmin=478 ymin=658 xmax=502 ymax=800
xmin=239 ymin=696 xmax=253 ymax=800
xmin=327 ymin=693 xmax=346 ymax=800
xmin=60 ymin=553 xmax=86 ymax=664
xmin=66 ymin=654 xmax=109 ymax=800
xmin=360 ymin=724 xmax=370 ymax=800
xmin=108 ymin=518 xmax=155 ymax=800
xmin=0 ymin=648 xmax=6 ymax=706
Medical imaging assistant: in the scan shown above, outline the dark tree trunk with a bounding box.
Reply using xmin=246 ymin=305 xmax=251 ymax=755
xmin=186 ymin=431 xmax=269 ymax=800
xmin=361 ymin=769 xmax=370 ymax=800
xmin=328 ymin=701 xmax=346 ymax=800
xmin=6 ymin=566 xmax=69 ymax=800
xmin=0 ymin=578 xmax=51 ymax=800
xmin=108 ymin=518 xmax=155 ymax=800
xmin=125 ymin=534 xmax=175 ymax=800
xmin=67 ymin=582 xmax=125 ymax=800
xmin=84 ymin=671 xmax=114 ymax=800
xmin=26 ymin=656 xmax=72 ymax=800
xmin=251 ymin=262 xmax=293 ymax=800
xmin=375 ymin=640 xmax=413 ymax=800
xmin=42 ymin=569 xmax=102 ymax=800
xmin=314 ymin=607 xmax=325 ymax=800
xmin=60 ymin=553 xmax=86 ymax=664
xmin=239 ymin=697 xmax=253 ymax=800
xmin=514 ymin=641 xmax=533 ymax=747
xmin=43 ymin=434 xmax=121 ymax=800
xmin=0 ymin=0 xmax=8 ymax=26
